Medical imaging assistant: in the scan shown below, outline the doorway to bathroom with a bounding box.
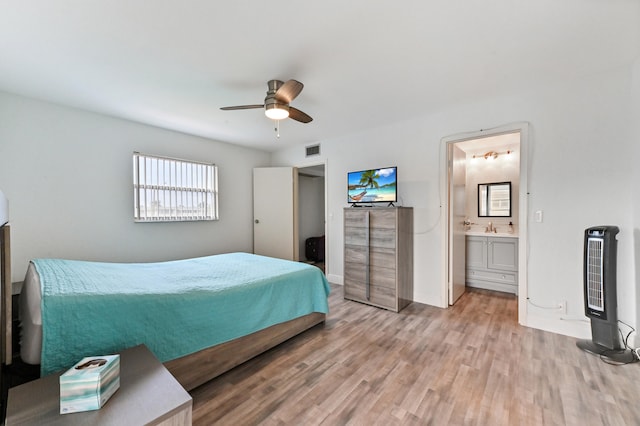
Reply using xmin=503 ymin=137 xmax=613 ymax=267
xmin=442 ymin=122 xmax=529 ymax=325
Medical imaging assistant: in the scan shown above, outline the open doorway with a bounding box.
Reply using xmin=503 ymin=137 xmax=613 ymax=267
xmin=442 ymin=123 xmax=529 ymax=325
xmin=297 ymin=164 xmax=326 ymax=273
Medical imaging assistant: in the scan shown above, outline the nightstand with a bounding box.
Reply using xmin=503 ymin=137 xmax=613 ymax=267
xmin=5 ymin=344 xmax=192 ymax=425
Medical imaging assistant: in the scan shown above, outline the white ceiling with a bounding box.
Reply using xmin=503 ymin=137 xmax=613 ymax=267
xmin=1 ymin=1 xmax=638 ymax=152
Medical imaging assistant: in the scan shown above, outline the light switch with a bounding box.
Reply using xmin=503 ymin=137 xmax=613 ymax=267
xmin=535 ymin=210 xmax=543 ymax=223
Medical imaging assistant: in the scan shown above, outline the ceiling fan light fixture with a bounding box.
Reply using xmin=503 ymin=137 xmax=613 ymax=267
xmin=221 ymin=79 xmax=311 ymax=124
xmin=265 ymin=103 xmax=289 ymax=120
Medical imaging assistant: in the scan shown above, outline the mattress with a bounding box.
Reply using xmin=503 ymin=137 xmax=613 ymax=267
xmin=20 ymin=253 xmax=330 ymax=375
xmin=19 ymin=262 xmax=42 ymax=365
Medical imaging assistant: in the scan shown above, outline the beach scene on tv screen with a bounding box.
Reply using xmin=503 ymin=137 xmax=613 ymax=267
xmin=348 ymin=167 xmax=397 ymax=203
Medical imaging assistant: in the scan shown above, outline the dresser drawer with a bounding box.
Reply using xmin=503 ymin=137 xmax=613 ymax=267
xmin=466 ymin=268 xmax=517 ymax=285
xmin=344 ymin=246 xmax=396 ymax=268
xmin=343 ymin=279 xmax=397 ymax=310
xmin=344 ymin=262 xmax=396 ymax=289
xmin=344 ymin=227 xmax=396 ymax=249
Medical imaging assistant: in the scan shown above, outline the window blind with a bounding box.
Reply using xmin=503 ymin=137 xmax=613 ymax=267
xmin=133 ymin=152 xmax=218 ymax=222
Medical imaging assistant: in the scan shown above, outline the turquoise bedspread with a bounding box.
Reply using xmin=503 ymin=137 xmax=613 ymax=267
xmin=33 ymin=253 xmax=330 ymax=376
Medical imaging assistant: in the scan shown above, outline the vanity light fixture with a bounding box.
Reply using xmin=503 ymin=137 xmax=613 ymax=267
xmin=484 ymin=151 xmax=498 ymax=160
xmin=471 ymin=149 xmax=515 ymax=161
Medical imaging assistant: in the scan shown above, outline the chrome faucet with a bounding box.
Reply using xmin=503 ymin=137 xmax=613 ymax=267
xmin=486 ymin=222 xmax=496 ymax=233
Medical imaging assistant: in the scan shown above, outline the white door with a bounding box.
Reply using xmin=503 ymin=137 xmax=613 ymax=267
xmin=253 ymin=167 xmax=299 ymax=261
xmin=448 ymin=144 xmax=466 ymax=304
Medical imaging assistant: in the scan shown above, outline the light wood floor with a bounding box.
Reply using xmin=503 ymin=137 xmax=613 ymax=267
xmin=191 ymin=285 xmax=640 ymax=425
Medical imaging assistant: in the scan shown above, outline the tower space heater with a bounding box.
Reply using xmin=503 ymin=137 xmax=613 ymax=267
xmin=576 ymin=226 xmax=626 ymax=359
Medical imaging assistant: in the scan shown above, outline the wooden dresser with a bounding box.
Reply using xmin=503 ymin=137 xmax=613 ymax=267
xmin=343 ymin=207 xmax=413 ymax=312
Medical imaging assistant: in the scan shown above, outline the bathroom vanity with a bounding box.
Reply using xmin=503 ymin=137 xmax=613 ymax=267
xmin=465 ymin=233 xmax=518 ymax=294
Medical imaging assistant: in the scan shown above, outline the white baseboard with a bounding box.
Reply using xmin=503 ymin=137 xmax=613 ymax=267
xmin=526 ymin=313 xmax=591 ymax=340
xmin=326 ymin=274 xmax=343 ymax=285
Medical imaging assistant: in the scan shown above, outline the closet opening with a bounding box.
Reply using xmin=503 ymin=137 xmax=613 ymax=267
xmin=297 ymin=163 xmax=327 ymax=274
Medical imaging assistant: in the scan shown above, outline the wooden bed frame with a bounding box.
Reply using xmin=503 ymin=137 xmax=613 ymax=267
xmin=165 ymin=311 xmax=325 ymax=391
xmin=0 ymin=223 xmax=325 ymax=392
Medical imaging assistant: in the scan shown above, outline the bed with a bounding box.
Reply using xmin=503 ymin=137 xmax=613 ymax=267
xmin=13 ymin=251 xmax=329 ymax=391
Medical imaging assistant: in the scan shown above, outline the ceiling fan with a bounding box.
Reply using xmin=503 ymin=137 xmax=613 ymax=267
xmin=221 ymin=79 xmax=313 ymax=123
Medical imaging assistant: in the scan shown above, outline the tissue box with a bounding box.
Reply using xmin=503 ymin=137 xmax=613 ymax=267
xmin=60 ymin=354 xmax=120 ymax=414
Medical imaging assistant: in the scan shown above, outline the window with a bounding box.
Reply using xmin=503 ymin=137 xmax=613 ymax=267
xmin=133 ymin=152 xmax=218 ymax=222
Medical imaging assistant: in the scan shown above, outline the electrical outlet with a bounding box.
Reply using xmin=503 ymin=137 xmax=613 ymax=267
xmin=558 ymin=300 xmax=567 ymax=314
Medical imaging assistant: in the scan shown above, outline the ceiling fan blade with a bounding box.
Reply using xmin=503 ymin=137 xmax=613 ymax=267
xmin=275 ymin=80 xmax=304 ymax=104
xmin=220 ymin=104 xmax=264 ymax=110
xmin=289 ymin=107 xmax=313 ymax=123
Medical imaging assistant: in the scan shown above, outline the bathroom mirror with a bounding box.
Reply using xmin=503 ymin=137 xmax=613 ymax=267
xmin=478 ymin=182 xmax=511 ymax=217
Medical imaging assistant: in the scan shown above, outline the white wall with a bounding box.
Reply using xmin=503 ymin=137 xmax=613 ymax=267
xmin=465 ymin=149 xmax=520 ymax=233
xmin=272 ymin=65 xmax=637 ymax=341
xmin=0 ymin=92 xmax=271 ymax=282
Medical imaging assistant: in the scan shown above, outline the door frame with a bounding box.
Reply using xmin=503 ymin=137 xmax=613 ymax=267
xmin=440 ymin=122 xmax=529 ymax=326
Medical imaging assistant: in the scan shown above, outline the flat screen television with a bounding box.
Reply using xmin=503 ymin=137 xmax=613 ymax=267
xmin=347 ymin=166 xmax=397 ymax=205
